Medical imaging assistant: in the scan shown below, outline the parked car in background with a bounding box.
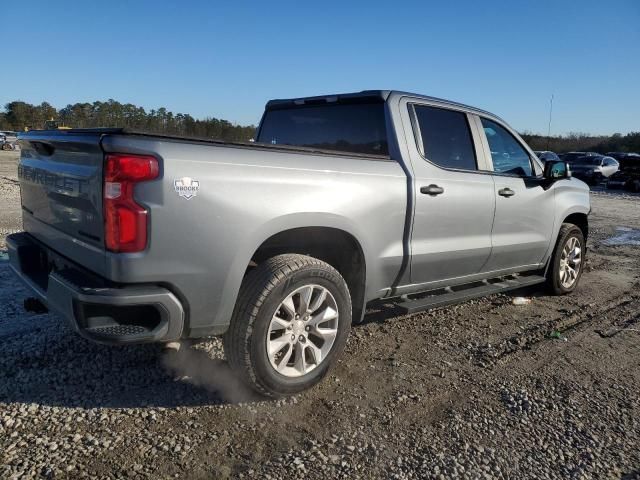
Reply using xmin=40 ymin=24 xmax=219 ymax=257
xmin=606 ymin=153 xmax=640 ymax=192
xmin=559 ymin=152 xmax=600 ymax=163
xmin=0 ymin=131 xmax=19 ymax=150
xmin=534 ymin=151 xmax=561 ymax=162
xmin=570 ymin=155 xmax=619 ymax=185
xmin=606 ymin=152 xmax=640 ymax=163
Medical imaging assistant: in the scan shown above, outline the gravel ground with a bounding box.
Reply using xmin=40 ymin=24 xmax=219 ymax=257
xmin=0 ymin=150 xmax=22 ymax=250
xmin=1 ymin=149 xmax=639 ymax=479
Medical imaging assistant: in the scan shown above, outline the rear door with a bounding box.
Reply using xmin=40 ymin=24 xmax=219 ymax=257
xmin=475 ymin=116 xmax=555 ymax=272
xmin=399 ymin=98 xmax=496 ymax=286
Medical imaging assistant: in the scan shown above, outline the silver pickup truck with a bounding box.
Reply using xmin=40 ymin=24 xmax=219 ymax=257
xmin=8 ymin=90 xmax=590 ymax=396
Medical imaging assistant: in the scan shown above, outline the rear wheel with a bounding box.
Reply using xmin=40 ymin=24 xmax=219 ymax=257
xmin=546 ymin=223 xmax=585 ymax=295
xmin=223 ymin=254 xmax=351 ymax=397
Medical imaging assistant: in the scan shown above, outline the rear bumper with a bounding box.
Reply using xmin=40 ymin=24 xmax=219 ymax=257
xmin=7 ymin=232 xmax=184 ymax=345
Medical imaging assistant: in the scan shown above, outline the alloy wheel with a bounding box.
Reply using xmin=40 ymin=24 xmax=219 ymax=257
xmin=266 ymin=284 xmax=339 ymax=377
xmin=559 ymin=236 xmax=582 ymax=289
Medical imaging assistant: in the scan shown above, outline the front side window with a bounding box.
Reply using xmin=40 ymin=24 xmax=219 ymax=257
xmin=481 ymin=118 xmax=533 ymax=177
xmin=413 ymin=105 xmax=477 ymax=170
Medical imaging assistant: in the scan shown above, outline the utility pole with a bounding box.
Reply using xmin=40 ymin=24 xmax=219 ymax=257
xmin=546 ymin=94 xmax=554 ymax=150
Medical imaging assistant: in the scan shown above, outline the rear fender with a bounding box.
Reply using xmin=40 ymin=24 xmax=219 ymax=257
xmin=212 ymin=213 xmax=373 ymax=330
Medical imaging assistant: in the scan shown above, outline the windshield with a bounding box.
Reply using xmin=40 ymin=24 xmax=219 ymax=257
xmin=257 ymin=102 xmax=388 ymax=156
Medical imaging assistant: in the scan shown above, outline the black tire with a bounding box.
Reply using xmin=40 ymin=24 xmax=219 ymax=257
xmin=545 ymin=223 xmax=585 ymax=295
xmin=223 ymin=254 xmax=351 ymax=397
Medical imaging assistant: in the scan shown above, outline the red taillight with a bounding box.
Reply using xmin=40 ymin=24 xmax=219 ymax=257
xmin=104 ymin=154 xmax=159 ymax=253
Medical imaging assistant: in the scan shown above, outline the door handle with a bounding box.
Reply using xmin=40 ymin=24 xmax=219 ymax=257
xmin=420 ymin=184 xmax=444 ymax=196
xmin=498 ymin=187 xmax=515 ymax=197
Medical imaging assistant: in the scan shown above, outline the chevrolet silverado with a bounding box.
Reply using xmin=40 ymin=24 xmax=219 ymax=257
xmin=8 ymin=90 xmax=590 ymax=396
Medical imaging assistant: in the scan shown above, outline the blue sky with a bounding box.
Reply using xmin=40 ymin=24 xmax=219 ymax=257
xmin=2 ymin=0 xmax=638 ymax=135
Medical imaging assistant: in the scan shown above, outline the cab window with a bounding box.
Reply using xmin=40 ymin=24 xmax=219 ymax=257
xmin=413 ymin=105 xmax=477 ymax=171
xmin=481 ymin=118 xmax=533 ymax=177
xmin=257 ymin=103 xmax=388 ymax=156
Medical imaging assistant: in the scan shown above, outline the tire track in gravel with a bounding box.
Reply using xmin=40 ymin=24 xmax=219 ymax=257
xmin=470 ymin=286 xmax=640 ymax=367
xmin=0 ymin=175 xmax=19 ymax=185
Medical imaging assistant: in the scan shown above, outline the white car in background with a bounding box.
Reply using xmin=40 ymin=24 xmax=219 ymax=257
xmin=1 ymin=131 xmax=19 ymax=150
xmin=570 ymin=155 xmax=620 ymax=185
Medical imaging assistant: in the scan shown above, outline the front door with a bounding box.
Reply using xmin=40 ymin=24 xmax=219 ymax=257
xmin=477 ymin=116 xmax=555 ymax=272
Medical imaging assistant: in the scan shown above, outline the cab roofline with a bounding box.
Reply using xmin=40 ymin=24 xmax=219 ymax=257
xmin=265 ymin=89 xmax=499 ymax=120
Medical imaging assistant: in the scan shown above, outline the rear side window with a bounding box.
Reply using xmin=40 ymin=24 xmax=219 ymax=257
xmin=413 ymin=105 xmax=477 ymax=170
xmin=257 ymin=103 xmax=388 ymax=156
xmin=481 ymin=118 xmax=533 ymax=177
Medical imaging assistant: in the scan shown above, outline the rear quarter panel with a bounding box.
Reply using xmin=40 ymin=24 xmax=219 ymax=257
xmin=100 ymin=135 xmax=407 ymax=334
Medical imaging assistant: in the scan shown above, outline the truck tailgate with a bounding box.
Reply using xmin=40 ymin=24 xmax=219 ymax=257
xmin=18 ymin=131 xmax=106 ymax=272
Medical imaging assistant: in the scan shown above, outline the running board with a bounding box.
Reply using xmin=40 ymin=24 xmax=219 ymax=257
xmin=394 ymin=274 xmax=546 ymax=314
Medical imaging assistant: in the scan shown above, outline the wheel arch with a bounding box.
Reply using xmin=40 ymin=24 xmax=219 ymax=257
xmin=249 ymin=226 xmax=368 ymax=324
xmin=562 ymin=212 xmax=589 ymax=240
xmin=541 ymin=204 xmax=590 ymax=270
xmin=211 ymin=214 xmax=373 ymax=333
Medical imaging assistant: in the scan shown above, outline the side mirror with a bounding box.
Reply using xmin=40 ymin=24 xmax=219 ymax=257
xmin=544 ymin=160 xmax=571 ymax=180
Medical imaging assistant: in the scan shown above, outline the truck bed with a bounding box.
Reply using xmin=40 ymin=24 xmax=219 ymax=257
xmin=22 ymin=128 xmax=391 ymax=160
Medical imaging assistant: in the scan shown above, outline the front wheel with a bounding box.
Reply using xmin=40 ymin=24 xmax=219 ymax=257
xmin=223 ymin=254 xmax=351 ymax=397
xmin=546 ymin=223 xmax=585 ymax=295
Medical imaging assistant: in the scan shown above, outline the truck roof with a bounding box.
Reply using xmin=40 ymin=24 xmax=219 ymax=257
xmin=265 ymin=90 xmax=499 ymax=120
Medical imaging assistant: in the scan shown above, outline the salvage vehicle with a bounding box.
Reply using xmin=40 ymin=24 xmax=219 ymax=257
xmin=606 ymin=153 xmax=640 ymax=192
xmin=559 ymin=151 xmax=600 ymax=163
xmin=569 ymin=155 xmax=619 ymax=185
xmin=0 ymin=131 xmax=18 ymax=150
xmin=8 ymin=90 xmax=590 ymax=396
xmin=533 ymin=150 xmax=561 ymax=162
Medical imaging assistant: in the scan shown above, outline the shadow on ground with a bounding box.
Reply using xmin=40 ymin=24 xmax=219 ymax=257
xmin=0 ymin=309 xmax=267 ymax=409
xmin=0 ymin=254 xmax=558 ymax=411
xmin=1 ymin=298 xmax=406 ymax=411
xmin=1 ymin=289 xmax=445 ymax=411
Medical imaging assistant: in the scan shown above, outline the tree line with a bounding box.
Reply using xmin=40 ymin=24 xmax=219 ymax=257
xmin=520 ymin=131 xmax=640 ymax=154
xmin=0 ymin=100 xmax=256 ymax=142
xmin=1 ymin=99 xmax=638 ymax=153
